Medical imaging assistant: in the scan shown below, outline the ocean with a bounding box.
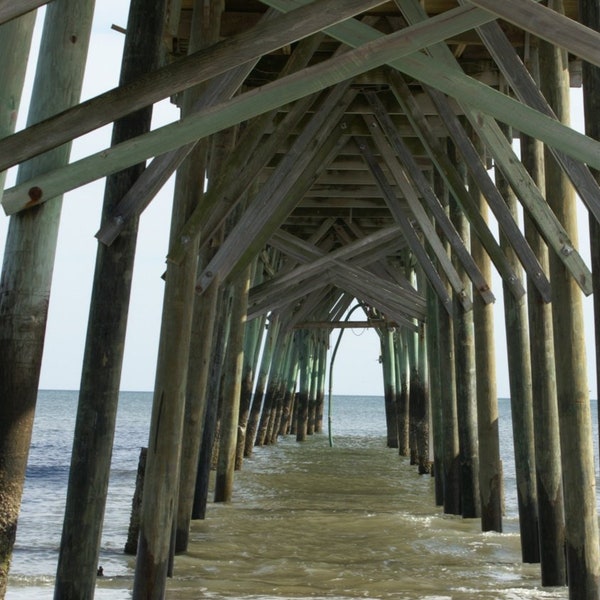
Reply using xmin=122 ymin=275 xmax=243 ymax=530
xmin=6 ymin=390 xmax=592 ymax=599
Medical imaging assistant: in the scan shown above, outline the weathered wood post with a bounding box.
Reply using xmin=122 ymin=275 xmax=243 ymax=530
xmin=314 ymin=331 xmax=328 ymax=433
xmin=1 ymin=1 xmax=96 ymax=597
xmin=296 ymin=329 xmax=311 ymax=442
xmin=495 ymin=122 xmax=539 ymax=562
xmin=540 ymin=9 xmax=600 ymax=594
xmin=449 ymin=147 xmax=480 ymax=519
xmin=191 ymin=283 xmax=228 ymax=521
xmin=267 ymin=333 xmax=293 ymax=444
xmin=279 ymin=337 xmax=300 ymax=436
xmin=214 ymin=265 xmax=251 ymax=502
xmin=381 ymin=327 xmax=399 ymax=448
xmin=433 ymin=172 xmax=461 ymax=515
xmin=245 ymin=315 xmax=281 ymax=455
xmin=469 ymin=134 xmax=502 ymax=533
xmin=236 ymin=265 xmax=265 ymax=467
xmin=520 ymin=111 xmax=566 ymax=584
xmin=0 ymin=11 xmax=39 ymax=596
xmin=413 ymin=268 xmax=430 ymax=475
xmin=256 ymin=330 xmax=289 ymax=445
xmin=425 ymin=274 xmax=444 ymax=504
xmin=0 ymin=13 xmax=35 ymax=196
xmin=394 ymin=330 xmax=410 ymax=456
xmin=580 ymin=0 xmax=600 ymax=468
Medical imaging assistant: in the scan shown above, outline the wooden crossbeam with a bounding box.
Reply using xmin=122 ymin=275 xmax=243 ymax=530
xmin=195 ymin=85 xmax=356 ymax=291
xmin=0 ymin=4 xmax=508 ymax=215
xmin=0 ymin=0 xmax=48 ymax=24
xmin=361 ymin=106 xmax=495 ymax=305
xmin=466 ymin=0 xmax=600 ymax=68
xmin=356 ymin=137 xmax=456 ymax=315
xmin=294 ymin=320 xmax=390 ymax=329
xmin=97 ymin=29 xmax=324 ymax=246
xmin=399 ymin=0 xmax=592 ymax=296
xmin=0 ymin=0 xmax=387 ymax=173
xmin=471 ymin=19 xmax=600 ymax=227
xmin=386 ymin=71 xmax=526 ymax=300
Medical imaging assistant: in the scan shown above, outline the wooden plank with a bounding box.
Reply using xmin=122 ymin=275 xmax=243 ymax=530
xmin=0 ymin=0 xmax=388 ymax=173
xmin=361 ymin=105 xmax=495 ymax=305
xmin=195 ymin=85 xmax=356 ymax=292
xmin=386 ymin=71 xmax=526 ymax=300
xmin=0 ymin=4 xmax=509 ymax=214
xmin=97 ymin=28 xmax=324 ymax=246
xmin=357 ymin=136 xmax=457 ymax=314
xmin=467 ymin=0 xmax=600 ymax=68
xmin=0 ymin=0 xmax=48 ymax=25
xmin=266 ymin=0 xmax=600 ymax=168
xmin=470 ymin=18 xmax=600 ymax=228
xmin=294 ymin=320 xmax=395 ymax=329
xmin=425 ymin=87 xmax=552 ymax=302
xmin=399 ymin=0 xmax=592 ymax=295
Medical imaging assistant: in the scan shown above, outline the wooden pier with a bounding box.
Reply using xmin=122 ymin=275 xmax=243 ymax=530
xmin=1 ymin=0 xmax=600 ymax=598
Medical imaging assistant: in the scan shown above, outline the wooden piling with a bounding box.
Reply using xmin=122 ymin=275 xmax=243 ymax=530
xmin=540 ymin=15 xmax=600 ymax=594
xmin=580 ymin=0 xmax=600 ymax=467
xmin=449 ymin=149 xmax=480 ymax=519
xmin=394 ymin=331 xmax=410 ymax=456
xmin=520 ymin=115 xmax=566 ymax=583
xmin=214 ymin=265 xmax=251 ymax=502
xmin=0 ymin=12 xmax=50 ymax=598
xmin=245 ymin=315 xmax=281 ymax=455
xmin=1 ymin=2 xmax=96 ymax=597
xmin=469 ymin=133 xmax=502 ymax=533
xmin=495 ymin=123 xmax=539 ymax=560
xmin=296 ymin=330 xmax=311 ymax=442
xmin=381 ymin=327 xmax=399 ymax=449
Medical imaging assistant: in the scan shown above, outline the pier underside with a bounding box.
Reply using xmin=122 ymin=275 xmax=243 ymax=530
xmin=2 ymin=0 xmax=600 ymax=598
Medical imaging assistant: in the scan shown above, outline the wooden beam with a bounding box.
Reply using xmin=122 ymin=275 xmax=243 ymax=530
xmin=357 ymin=136 xmax=457 ymax=314
xmin=294 ymin=320 xmax=394 ymax=329
xmin=0 ymin=3 xmax=508 ymax=214
xmin=470 ymin=18 xmax=600 ymax=227
xmin=0 ymin=0 xmax=388 ymax=172
xmin=466 ymin=0 xmax=600 ymax=68
xmin=97 ymin=28 xmax=324 ymax=246
xmin=398 ymin=0 xmax=592 ymax=295
xmin=0 ymin=0 xmax=48 ymax=25
xmin=361 ymin=105 xmax=495 ymax=305
xmin=386 ymin=71 xmax=526 ymax=300
xmin=195 ymin=85 xmax=356 ymax=291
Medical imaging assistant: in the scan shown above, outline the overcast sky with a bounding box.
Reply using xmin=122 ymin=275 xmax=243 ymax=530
xmin=0 ymin=3 xmax=597 ymax=399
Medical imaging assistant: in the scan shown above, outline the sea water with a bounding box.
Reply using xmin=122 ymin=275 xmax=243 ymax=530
xmin=6 ymin=390 xmax=591 ymax=599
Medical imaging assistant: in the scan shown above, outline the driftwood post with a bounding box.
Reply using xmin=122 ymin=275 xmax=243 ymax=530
xmin=469 ymin=133 xmax=502 ymax=532
xmin=540 ymin=12 xmax=600 ymax=595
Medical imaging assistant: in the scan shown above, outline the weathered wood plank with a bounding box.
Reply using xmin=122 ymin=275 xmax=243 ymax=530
xmin=97 ymin=26 xmax=323 ymax=246
xmin=469 ymin=16 xmax=600 ymax=226
xmin=467 ymin=0 xmax=600 ymax=67
xmin=194 ymin=85 xmax=356 ymax=292
xmin=361 ymin=104 xmax=495 ymax=305
xmin=386 ymin=71 xmax=526 ymax=300
xmin=0 ymin=0 xmax=48 ymax=25
xmin=357 ymin=137 xmax=456 ymax=314
xmin=0 ymin=0 xmax=387 ymax=173
xmin=0 ymin=4 xmax=510 ymax=214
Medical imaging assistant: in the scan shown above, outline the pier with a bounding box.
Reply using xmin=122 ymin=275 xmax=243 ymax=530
xmin=1 ymin=1 xmax=600 ymax=598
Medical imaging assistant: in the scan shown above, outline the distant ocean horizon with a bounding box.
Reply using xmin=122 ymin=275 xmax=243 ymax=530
xmin=7 ymin=389 xmax=598 ymax=599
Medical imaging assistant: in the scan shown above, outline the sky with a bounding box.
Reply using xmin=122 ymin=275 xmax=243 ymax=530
xmin=0 ymin=3 xmax=597 ymax=399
